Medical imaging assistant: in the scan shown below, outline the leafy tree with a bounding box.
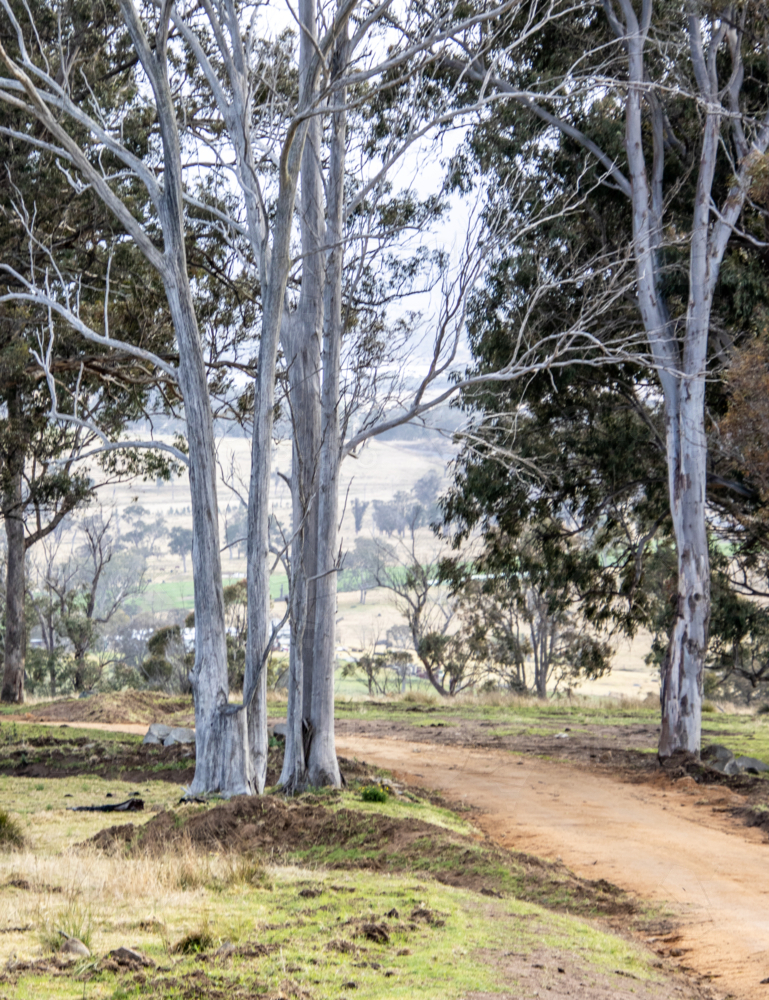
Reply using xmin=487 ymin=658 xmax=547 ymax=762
xmin=339 ymin=537 xmax=394 ymax=604
xmin=141 ymin=625 xmax=190 ymax=693
xmin=351 ymin=499 xmax=368 ymax=534
xmin=26 ymin=511 xmax=147 ymax=694
xmin=439 ymin=0 xmax=769 ymax=727
xmin=169 ymin=526 xmax=194 ymax=573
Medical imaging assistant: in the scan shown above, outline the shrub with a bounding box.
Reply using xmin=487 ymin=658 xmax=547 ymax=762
xmin=361 ymin=785 xmax=389 ymax=804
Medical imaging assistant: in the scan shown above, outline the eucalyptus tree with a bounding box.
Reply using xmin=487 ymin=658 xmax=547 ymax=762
xmin=0 ymin=0 xmax=250 ymax=793
xmin=0 ymin=47 xmax=182 ymax=704
xmin=161 ymin=0 xmax=532 ymax=791
xmin=443 ymin=0 xmax=769 ymax=754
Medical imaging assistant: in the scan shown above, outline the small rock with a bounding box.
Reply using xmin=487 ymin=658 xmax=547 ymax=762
xmin=108 ymin=946 xmax=154 ymax=968
xmin=59 ymin=935 xmax=90 ymax=957
xmin=162 ymin=727 xmax=195 ymax=747
xmin=701 ymin=744 xmax=735 ymax=771
xmin=735 ymin=756 xmax=769 ymax=774
xmin=272 ymin=722 xmax=288 ymax=739
xmin=143 ymin=723 xmax=172 ymax=745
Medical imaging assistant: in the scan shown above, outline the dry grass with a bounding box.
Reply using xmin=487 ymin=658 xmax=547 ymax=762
xmin=0 ymin=839 xmax=275 ymax=967
xmin=0 ymin=808 xmax=25 ymax=849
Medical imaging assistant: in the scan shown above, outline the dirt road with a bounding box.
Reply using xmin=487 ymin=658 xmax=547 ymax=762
xmin=23 ymin=718 xmax=769 ymax=996
xmin=336 ymin=734 xmax=769 ymax=1000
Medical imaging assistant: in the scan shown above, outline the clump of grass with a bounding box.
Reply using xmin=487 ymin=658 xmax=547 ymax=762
xmin=158 ymin=835 xmax=214 ymax=890
xmin=218 ymin=851 xmax=271 ymax=890
xmin=401 ymin=689 xmax=439 ymax=705
xmin=0 ymin=808 xmax=24 ymax=849
xmin=172 ymin=921 xmax=215 ymax=954
xmin=39 ymin=899 xmax=93 ymax=953
xmin=361 ymin=785 xmax=389 ymax=803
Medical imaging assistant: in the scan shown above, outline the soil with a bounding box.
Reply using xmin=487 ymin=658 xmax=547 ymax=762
xmin=16 ymin=691 xmax=195 ymax=727
xmin=87 ymin=789 xmax=639 ymax=921
xmin=469 ymin=944 xmax=693 ymax=1000
xmin=336 ymin=713 xmax=767 ymax=792
xmin=0 ymin=729 xmax=283 ymax=787
xmin=6 ymin=702 xmax=767 ymax=998
xmin=335 ymin=733 xmax=769 ymax=1000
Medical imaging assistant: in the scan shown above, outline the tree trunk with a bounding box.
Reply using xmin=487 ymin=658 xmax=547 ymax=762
xmin=166 ymin=278 xmax=252 ymax=796
xmin=278 ymin=0 xmax=325 ymax=792
xmin=658 ymin=379 xmax=709 ymax=755
xmin=618 ymin=9 xmax=714 ymax=757
xmin=1 ymin=464 xmax=25 ymax=703
xmin=307 ymin=19 xmax=348 ymax=787
xmin=279 ymin=464 xmax=310 ymax=792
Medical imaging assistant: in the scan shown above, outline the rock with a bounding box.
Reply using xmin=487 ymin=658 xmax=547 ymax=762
xmin=143 ymin=723 xmax=172 ymax=745
xmin=701 ymin=744 xmax=736 ymax=772
xmin=735 ymin=756 xmax=769 ymax=774
xmin=162 ymin=727 xmax=195 ymax=747
xmin=723 ymin=758 xmax=743 ymax=776
xmin=144 ymin=723 xmax=195 ymax=746
xmin=272 ymin=722 xmax=288 ymax=739
xmin=59 ymin=935 xmax=90 ymax=957
xmin=108 ymin=946 xmax=154 ymax=968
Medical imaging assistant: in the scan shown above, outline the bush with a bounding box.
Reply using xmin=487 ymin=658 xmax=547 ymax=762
xmin=0 ymin=808 xmax=24 ymax=849
xmin=361 ymin=785 xmax=389 ymax=803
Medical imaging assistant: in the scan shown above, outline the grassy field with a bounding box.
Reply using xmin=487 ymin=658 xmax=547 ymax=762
xmin=0 ymin=707 xmax=697 ymax=1000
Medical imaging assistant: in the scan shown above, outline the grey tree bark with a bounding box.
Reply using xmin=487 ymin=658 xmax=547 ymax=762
xmin=278 ymin=0 xmax=325 ymax=792
xmin=1 ymin=461 xmax=25 ymax=703
xmin=307 ymin=20 xmax=348 ymax=787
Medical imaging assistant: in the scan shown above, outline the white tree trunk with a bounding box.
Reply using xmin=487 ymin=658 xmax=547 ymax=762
xmin=307 ymin=18 xmax=348 ymax=787
xmin=165 ymin=278 xmax=252 ymax=796
xmin=658 ymin=376 xmax=709 ymax=755
xmin=278 ymin=0 xmax=325 ymax=792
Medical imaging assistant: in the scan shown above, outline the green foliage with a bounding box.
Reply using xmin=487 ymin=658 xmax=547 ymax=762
xmin=360 ymin=785 xmax=389 ymax=803
xmin=141 ymin=625 xmax=191 ymax=693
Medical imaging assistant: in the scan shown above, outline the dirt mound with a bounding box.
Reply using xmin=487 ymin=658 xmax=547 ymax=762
xmin=0 ymin=733 xmax=288 ymax=788
xmin=90 ymin=794 xmax=637 ymax=918
xmin=23 ymin=692 xmax=194 ymax=727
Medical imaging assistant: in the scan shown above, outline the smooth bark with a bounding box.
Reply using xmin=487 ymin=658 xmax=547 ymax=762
xmin=1 ymin=463 xmax=25 ymax=703
xmin=307 ymin=19 xmax=348 ymax=788
xmin=278 ymin=0 xmax=325 ymax=790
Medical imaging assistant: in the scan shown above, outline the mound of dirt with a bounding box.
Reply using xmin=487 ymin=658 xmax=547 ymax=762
xmin=0 ymin=733 xmax=288 ymax=788
xmin=23 ymin=691 xmax=194 ymax=726
xmin=90 ymin=793 xmax=637 ymax=918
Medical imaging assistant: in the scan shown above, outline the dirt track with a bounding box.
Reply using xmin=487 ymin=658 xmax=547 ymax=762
xmin=336 ymin=734 xmax=769 ymax=1000
xmin=23 ymin=718 xmax=769 ymax=997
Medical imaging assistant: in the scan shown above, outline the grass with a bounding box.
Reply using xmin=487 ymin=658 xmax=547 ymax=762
xmin=333 ymin=688 xmax=769 ymax=765
xmin=0 ymin=714 xmax=718 ymax=1000
xmin=0 ymin=849 xmax=663 ymax=1000
xmin=0 ymin=806 xmax=25 ymax=849
xmin=39 ymin=898 xmax=94 ymax=953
